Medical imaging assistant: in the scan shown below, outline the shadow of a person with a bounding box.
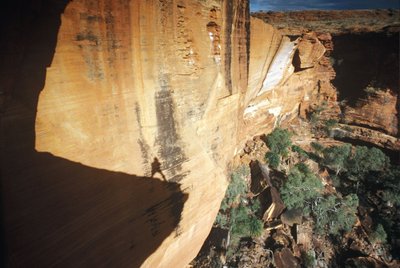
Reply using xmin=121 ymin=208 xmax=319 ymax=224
xmin=151 ymin=157 xmax=167 ymax=181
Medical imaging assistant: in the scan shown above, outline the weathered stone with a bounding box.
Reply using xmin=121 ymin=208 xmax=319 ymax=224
xmin=343 ymin=90 xmax=398 ymax=136
xmin=281 ymin=208 xmax=303 ymax=227
xmin=262 ymin=187 xmax=286 ymax=221
xmin=250 ymin=160 xmax=269 ymax=195
xmin=274 ymin=248 xmax=301 ymax=268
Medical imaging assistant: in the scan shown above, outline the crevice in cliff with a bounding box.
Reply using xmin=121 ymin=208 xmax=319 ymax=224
xmin=292 ymin=49 xmax=313 ymax=73
xmin=224 ymin=1 xmax=233 ymax=95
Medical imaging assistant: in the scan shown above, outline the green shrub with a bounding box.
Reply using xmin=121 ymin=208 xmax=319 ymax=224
xmin=322 ymin=144 xmax=352 ymax=175
xmin=310 ymin=142 xmax=324 ymax=154
xmin=265 ymin=151 xmax=280 ymax=169
xmin=313 ymin=194 xmax=358 ymax=236
xmin=381 ymin=165 xmax=400 ymax=206
xmin=215 ymin=166 xmax=263 ymax=240
xmin=264 ymin=128 xmax=293 ymax=169
xmin=301 ymin=251 xmax=316 ymax=268
xmin=324 ymin=119 xmax=338 ymax=129
xmin=215 ymin=213 xmax=229 ymax=228
xmin=280 ymin=164 xmax=323 ymax=211
xmin=265 ymin=128 xmax=292 ymax=156
xmin=310 ymin=112 xmax=320 ymax=125
xmin=220 ymin=166 xmax=249 ymax=210
xmin=231 ymin=204 xmax=263 ymax=237
xmin=248 ymin=216 xmax=264 ymax=237
xmin=324 ymin=119 xmax=338 ymax=135
xmin=369 ymin=224 xmax=387 ymax=244
xmin=347 ymin=146 xmax=389 ymax=179
xmin=292 ymin=145 xmax=309 ymax=159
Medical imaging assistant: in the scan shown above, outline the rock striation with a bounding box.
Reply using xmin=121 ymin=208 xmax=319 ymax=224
xmin=343 ymin=90 xmax=398 ymax=136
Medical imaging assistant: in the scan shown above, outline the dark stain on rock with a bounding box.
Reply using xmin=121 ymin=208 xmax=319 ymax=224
xmin=155 ymin=74 xmax=187 ymax=182
xmin=76 ymin=31 xmax=99 ymax=46
xmin=79 ymin=13 xmax=103 ymax=23
xmin=244 ymin=0 xmax=250 ymax=79
xmin=103 ymin=1 xmax=120 ymax=66
xmin=135 ymin=103 xmax=151 ymax=176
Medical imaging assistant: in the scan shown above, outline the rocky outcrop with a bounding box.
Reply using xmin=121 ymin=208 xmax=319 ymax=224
xmin=252 ymin=10 xmax=399 ymax=149
xmin=243 ymin=20 xmax=338 ymax=139
xmin=332 ymin=125 xmax=400 ymax=151
xmin=343 ymin=90 xmax=398 ymax=136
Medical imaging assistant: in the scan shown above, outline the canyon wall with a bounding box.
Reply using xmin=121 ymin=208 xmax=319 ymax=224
xmin=1 ymin=0 xmax=250 ymax=267
xmin=1 ymin=1 xmax=398 ymax=267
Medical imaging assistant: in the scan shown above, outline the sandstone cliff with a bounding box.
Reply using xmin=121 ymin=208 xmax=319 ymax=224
xmin=1 ymin=0 xmax=249 ymax=267
xmin=1 ymin=2 xmax=399 ymax=267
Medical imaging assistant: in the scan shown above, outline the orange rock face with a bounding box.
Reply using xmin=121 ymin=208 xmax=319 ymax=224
xmin=5 ymin=3 xmax=338 ymax=265
xmin=2 ymin=0 xmax=249 ymax=267
xmin=343 ymin=90 xmax=398 ymax=136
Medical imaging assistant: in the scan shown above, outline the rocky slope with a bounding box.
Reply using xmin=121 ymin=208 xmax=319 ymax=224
xmin=1 ymin=2 xmax=399 ymax=268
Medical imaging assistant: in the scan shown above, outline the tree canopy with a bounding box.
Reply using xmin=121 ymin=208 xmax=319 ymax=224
xmin=265 ymin=128 xmax=292 ymax=156
xmin=312 ymin=194 xmax=359 ymax=235
xmin=322 ymin=144 xmax=352 ymax=175
xmin=280 ymin=163 xmax=323 ymax=210
xmin=347 ymin=146 xmax=389 ymax=176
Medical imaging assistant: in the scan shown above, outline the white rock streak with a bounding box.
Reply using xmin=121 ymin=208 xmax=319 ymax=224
xmin=258 ymin=40 xmax=296 ymax=96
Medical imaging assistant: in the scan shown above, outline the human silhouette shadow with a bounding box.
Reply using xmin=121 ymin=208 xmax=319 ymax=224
xmin=151 ymin=157 xmax=167 ymax=181
xmin=0 ymin=1 xmax=187 ymax=267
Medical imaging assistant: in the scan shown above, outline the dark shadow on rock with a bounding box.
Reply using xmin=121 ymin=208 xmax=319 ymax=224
xmin=2 ymin=152 xmax=188 ymax=267
xmin=331 ymin=32 xmax=399 ymax=106
xmin=0 ymin=1 xmax=188 ymax=267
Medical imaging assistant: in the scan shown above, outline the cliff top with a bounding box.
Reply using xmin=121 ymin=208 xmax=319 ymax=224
xmin=252 ymin=9 xmax=400 ymax=35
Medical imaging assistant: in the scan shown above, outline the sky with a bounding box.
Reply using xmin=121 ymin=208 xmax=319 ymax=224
xmin=250 ymin=0 xmax=400 ymax=11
